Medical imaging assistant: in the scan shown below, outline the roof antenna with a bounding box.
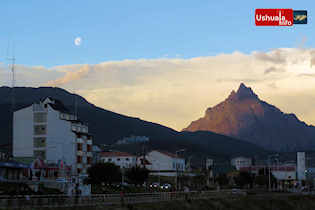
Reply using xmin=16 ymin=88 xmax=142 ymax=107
xmin=7 ymin=40 xmax=15 ymax=156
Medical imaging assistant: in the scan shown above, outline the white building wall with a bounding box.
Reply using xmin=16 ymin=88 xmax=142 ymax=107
xmin=13 ymin=105 xmax=34 ymax=157
xmin=231 ymin=157 xmax=252 ymax=170
xmin=101 ymin=156 xmax=136 ymax=168
xmin=297 ymin=152 xmax=306 ymax=181
xmin=13 ymin=98 xmax=92 ymax=176
xmin=46 ymin=107 xmax=76 ymax=167
xmin=146 ymin=151 xmax=185 ymax=172
xmin=272 ymin=171 xmax=296 ymax=180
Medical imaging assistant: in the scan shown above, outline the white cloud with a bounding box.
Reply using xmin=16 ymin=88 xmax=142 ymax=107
xmin=2 ymin=48 xmax=315 ymax=130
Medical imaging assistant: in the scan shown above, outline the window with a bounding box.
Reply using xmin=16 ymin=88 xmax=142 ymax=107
xmin=34 ymin=150 xmax=46 ymax=159
xmin=77 ymin=143 xmax=82 ymax=151
xmin=34 ymin=125 xmax=46 ymax=135
xmin=117 ymin=158 xmax=120 ymax=161
xmin=126 ymin=158 xmax=129 ymax=161
xmin=108 ymin=158 xmax=112 ymax=162
xmin=77 ymin=156 xmax=82 ymax=163
xmin=87 ymin=157 xmax=92 ymax=164
xmin=87 ymin=145 xmax=92 ymax=152
xmin=77 ymin=168 xmax=82 ymax=174
xmin=34 ymin=137 xmax=46 ymax=148
xmin=34 ymin=113 xmax=47 ymax=123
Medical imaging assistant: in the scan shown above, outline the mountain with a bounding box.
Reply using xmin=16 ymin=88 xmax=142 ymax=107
xmin=0 ymin=86 xmax=266 ymax=159
xmin=183 ymin=83 xmax=315 ymax=151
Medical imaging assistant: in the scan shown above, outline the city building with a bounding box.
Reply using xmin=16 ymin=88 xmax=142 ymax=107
xmin=92 ymin=145 xmax=102 ymax=164
xmin=13 ymin=97 xmax=93 ymax=176
xmin=100 ymin=151 xmax=137 ymax=168
xmin=240 ymin=164 xmax=296 ymax=181
xmin=145 ymin=150 xmax=185 ymax=177
xmin=297 ymin=152 xmax=306 ymax=181
xmin=0 ymin=160 xmax=29 ymax=181
xmin=231 ymin=156 xmax=252 ymax=170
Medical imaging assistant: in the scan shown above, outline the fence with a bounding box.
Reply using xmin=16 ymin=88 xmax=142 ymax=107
xmin=0 ymin=190 xmax=244 ymax=209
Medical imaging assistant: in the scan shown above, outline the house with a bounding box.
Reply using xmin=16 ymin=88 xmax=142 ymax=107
xmin=145 ymin=150 xmax=185 ymax=177
xmin=100 ymin=151 xmax=137 ymax=168
xmin=13 ymin=97 xmax=93 ymax=176
xmin=0 ymin=160 xmax=29 ymax=181
xmin=231 ymin=156 xmax=252 ymax=170
xmin=240 ymin=163 xmax=296 ymax=181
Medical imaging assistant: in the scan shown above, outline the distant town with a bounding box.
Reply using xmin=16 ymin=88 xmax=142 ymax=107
xmin=0 ymin=96 xmax=311 ymax=202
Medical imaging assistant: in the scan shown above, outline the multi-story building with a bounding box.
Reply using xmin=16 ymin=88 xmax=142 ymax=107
xmin=100 ymin=151 xmax=137 ymax=169
xmin=13 ymin=97 xmax=93 ymax=175
xmin=145 ymin=150 xmax=185 ymax=177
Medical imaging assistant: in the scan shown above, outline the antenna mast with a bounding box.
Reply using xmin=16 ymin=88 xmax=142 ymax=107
xmin=7 ymin=55 xmax=15 ymax=156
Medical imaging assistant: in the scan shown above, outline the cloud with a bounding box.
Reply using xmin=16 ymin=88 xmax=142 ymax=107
xmin=2 ymin=48 xmax=315 ymax=130
xmin=253 ymin=49 xmax=287 ymax=64
xmin=264 ymin=67 xmax=285 ymax=74
xmin=44 ymin=64 xmax=92 ymax=86
xmin=298 ymin=73 xmax=315 ymax=77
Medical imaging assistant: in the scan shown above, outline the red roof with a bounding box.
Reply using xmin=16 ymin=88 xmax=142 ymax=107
xmin=100 ymin=151 xmax=134 ymax=157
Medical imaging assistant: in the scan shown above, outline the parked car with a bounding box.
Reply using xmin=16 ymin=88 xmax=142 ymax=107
xmin=56 ymin=178 xmax=68 ymax=183
xmin=150 ymin=182 xmax=160 ymax=188
xmin=160 ymin=183 xmax=172 ymax=190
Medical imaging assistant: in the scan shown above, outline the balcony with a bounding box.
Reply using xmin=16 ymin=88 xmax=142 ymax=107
xmin=76 ymin=138 xmax=83 ymax=143
xmin=77 ymin=151 xmax=83 ymax=156
xmin=87 ymin=152 xmax=92 ymax=157
xmin=77 ymin=164 xmax=83 ymax=169
xmin=87 ymin=140 xmax=92 ymax=145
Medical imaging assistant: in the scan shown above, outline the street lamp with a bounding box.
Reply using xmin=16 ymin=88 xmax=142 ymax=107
xmin=268 ymin=154 xmax=279 ymax=191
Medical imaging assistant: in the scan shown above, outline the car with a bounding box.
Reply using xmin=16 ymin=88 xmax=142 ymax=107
xmin=150 ymin=182 xmax=160 ymax=188
xmin=56 ymin=178 xmax=68 ymax=183
xmin=160 ymin=183 xmax=172 ymax=190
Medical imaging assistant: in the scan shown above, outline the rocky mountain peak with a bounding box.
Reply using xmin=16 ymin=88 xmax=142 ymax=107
xmin=228 ymin=83 xmax=258 ymax=101
xmin=183 ymin=83 xmax=315 ymax=151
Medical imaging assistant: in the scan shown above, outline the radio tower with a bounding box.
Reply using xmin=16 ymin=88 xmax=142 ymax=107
xmin=7 ymin=54 xmax=15 ymax=157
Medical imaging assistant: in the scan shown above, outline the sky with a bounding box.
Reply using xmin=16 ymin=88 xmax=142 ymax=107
xmin=1 ymin=1 xmax=315 ymax=131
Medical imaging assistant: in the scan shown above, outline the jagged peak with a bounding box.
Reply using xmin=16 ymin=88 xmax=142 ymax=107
xmin=228 ymin=83 xmax=258 ymax=101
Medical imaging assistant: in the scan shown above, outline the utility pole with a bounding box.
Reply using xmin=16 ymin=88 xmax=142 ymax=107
xmin=175 ymin=149 xmax=186 ymax=191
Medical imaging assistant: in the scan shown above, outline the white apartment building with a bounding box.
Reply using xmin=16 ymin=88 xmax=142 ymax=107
xmin=145 ymin=150 xmax=185 ymax=177
xmin=13 ymin=97 xmax=93 ymax=175
xmin=231 ymin=156 xmax=252 ymax=170
xmin=100 ymin=151 xmax=137 ymax=168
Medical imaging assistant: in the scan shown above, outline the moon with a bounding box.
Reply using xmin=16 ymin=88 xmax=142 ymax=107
xmin=74 ymin=37 xmax=82 ymax=46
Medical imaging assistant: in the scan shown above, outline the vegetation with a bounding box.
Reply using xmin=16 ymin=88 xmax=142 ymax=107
xmin=86 ymin=162 xmax=122 ymax=185
xmin=125 ymin=166 xmax=149 ymax=185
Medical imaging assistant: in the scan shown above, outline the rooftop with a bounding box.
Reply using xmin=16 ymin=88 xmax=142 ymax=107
xmin=100 ymin=151 xmax=135 ymax=157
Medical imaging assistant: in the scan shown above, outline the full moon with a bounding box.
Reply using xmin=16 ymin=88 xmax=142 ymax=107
xmin=74 ymin=37 xmax=82 ymax=46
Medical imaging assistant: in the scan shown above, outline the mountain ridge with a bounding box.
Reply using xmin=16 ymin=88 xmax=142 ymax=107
xmin=0 ymin=86 xmax=266 ymax=159
xmin=183 ymin=83 xmax=315 ymax=151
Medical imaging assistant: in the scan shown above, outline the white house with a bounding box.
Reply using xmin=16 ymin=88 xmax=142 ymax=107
xmin=100 ymin=151 xmax=137 ymax=168
xmin=231 ymin=156 xmax=252 ymax=170
xmin=13 ymin=97 xmax=93 ymax=176
xmin=145 ymin=150 xmax=185 ymax=177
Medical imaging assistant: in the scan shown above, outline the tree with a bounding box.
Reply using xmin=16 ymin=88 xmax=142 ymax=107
xmin=234 ymin=171 xmax=253 ymax=188
xmin=255 ymin=168 xmax=277 ymax=188
xmin=87 ymin=162 xmax=121 ymax=185
xmin=216 ymin=174 xmax=229 ymax=186
xmin=125 ymin=166 xmax=149 ymax=185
